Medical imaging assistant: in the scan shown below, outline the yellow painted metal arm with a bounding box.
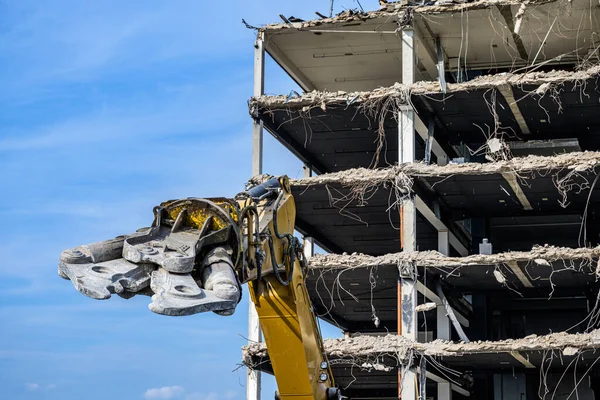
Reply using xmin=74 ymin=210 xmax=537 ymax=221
xmin=242 ymin=177 xmax=337 ymax=400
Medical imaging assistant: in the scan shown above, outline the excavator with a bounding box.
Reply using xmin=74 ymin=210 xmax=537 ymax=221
xmin=58 ymin=176 xmax=341 ymax=400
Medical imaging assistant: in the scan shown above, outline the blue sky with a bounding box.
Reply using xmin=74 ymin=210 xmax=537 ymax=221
xmin=0 ymin=1 xmax=376 ymax=399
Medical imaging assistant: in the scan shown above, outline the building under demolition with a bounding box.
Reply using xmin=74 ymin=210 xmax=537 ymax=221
xmin=243 ymin=1 xmax=600 ymax=399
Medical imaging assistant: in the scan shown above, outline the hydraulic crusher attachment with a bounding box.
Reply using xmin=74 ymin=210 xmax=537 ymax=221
xmin=58 ymin=176 xmax=310 ymax=318
xmin=58 ymin=195 xmax=243 ymax=316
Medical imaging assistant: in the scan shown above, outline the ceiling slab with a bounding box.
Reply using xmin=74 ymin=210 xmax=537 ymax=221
xmin=304 ymin=246 xmax=599 ymax=331
xmin=251 ymin=65 xmax=600 ymax=168
xmin=290 ymin=152 xmax=600 ymax=251
xmin=292 ymin=182 xmax=438 ymax=255
xmin=261 ymin=0 xmax=599 ymax=92
xmin=244 ymin=329 xmax=600 ymax=395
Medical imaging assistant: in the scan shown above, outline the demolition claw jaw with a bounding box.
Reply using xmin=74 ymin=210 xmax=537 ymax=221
xmin=58 ymin=198 xmax=242 ymax=317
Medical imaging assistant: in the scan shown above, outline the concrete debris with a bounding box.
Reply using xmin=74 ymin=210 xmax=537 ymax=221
xmin=251 ymin=84 xmax=410 ymax=111
xmin=306 ymin=245 xmax=600 ymax=270
xmin=288 ymin=151 xmax=600 ymax=187
xmin=261 ymin=0 xmax=555 ymax=32
xmin=250 ymin=64 xmax=600 ymax=112
xmin=493 ymin=269 xmax=507 ymax=284
xmin=244 ymin=329 xmax=600 ymax=365
xmin=415 ymin=302 xmax=438 ymax=312
xmin=360 ymin=362 xmax=393 ymax=372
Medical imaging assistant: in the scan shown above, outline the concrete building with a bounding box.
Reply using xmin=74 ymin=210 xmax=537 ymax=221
xmin=244 ymin=1 xmax=600 ymax=399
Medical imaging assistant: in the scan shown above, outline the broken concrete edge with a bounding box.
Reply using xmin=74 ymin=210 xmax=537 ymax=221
xmin=249 ymin=64 xmax=600 ymax=111
xmin=243 ymin=329 xmax=600 ymax=367
xmin=306 ymin=245 xmax=600 ymax=271
xmin=260 ymin=0 xmax=555 ymax=32
xmin=277 ymin=151 xmax=600 ymax=187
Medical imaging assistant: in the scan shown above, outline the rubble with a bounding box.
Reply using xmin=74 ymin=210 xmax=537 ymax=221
xmin=260 ymin=0 xmax=556 ymax=32
xmin=306 ymin=245 xmax=600 ymax=270
xmin=250 ymin=64 xmax=600 ymax=112
xmin=288 ymin=151 xmax=600 ymax=187
xmin=244 ymin=329 xmax=600 ymax=366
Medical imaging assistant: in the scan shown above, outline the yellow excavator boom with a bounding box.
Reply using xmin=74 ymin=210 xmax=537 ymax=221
xmin=58 ymin=176 xmax=340 ymax=400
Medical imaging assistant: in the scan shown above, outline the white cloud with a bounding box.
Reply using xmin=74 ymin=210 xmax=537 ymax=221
xmin=144 ymin=386 xmax=185 ymax=400
xmin=25 ymin=383 xmax=56 ymax=391
xmin=25 ymin=383 xmax=40 ymax=391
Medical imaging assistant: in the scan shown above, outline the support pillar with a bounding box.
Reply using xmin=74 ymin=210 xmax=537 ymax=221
xmin=399 ymin=26 xmax=418 ymax=400
xmin=248 ymin=30 xmax=264 ymax=400
xmin=251 ymin=31 xmax=265 ymax=176
xmin=437 ymin=229 xmax=452 ymax=399
xmin=438 ymin=382 xmax=452 ymax=400
xmin=302 ymin=164 xmax=314 ymax=258
xmin=437 ymin=229 xmax=452 ymax=341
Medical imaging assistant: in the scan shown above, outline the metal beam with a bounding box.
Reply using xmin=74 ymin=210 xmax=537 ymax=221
xmin=295 ymin=218 xmax=343 ymax=255
xmin=261 ymin=123 xmax=328 ymax=175
xmin=510 ymin=351 xmax=535 ymax=368
xmin=497 ymin=84 xmax=531 ymax=135
xmin=425 ymin=371 xmax=470 ymax=397
xmin=412 ymin=25 xmax=438 ymax=81
xmin=265 ymin=38 xmax=317 ymax=92
xmin=501 ymin=172 xmax=533 ymax=211
xmin=415 ymin=114 xmax=447 ymax=166
xmin=506 ymin=261 xmax=534 ymax=288
xmin=436 ymin=37 xmax=447 ymax=94
xmin=416 ymin=281 xmax=469 ymax=328
xmin=415 ymin=196 xmax=468 ymax=256
xmin=496 ymin=5 xmax=529 ymax=62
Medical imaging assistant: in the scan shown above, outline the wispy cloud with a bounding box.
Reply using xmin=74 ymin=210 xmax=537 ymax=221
xmin=144 ymin=386 xmax=185 ymax=399
xmin=25 ymin=382 xmax=57 ymax=391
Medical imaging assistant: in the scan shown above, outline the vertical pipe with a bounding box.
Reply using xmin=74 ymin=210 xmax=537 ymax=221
xmin=248 ymin=30 xmax=265 ymax=400
xmin=399 ymin=27 xmax=417 ymax=400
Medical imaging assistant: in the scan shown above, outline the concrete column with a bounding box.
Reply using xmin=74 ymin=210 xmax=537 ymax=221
xmin=251 ymin=31 xmax=265 ymax=176
xmin=437 ymin=229 xmax=452 ymax=343
xmin=438 ymin=382 xmax=452 ymax=400
xmin=399 ymin=27 xmax=418 ymax=400
xmin=438 ymin=229 xmax=449 ymax=256
xmin=302 ymin=164 xmax=315 ymax=258
xmin=248 ymin=30 xmax=264 ymax=400
xmin=433 ymin=31 xmax=453 ymax=397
